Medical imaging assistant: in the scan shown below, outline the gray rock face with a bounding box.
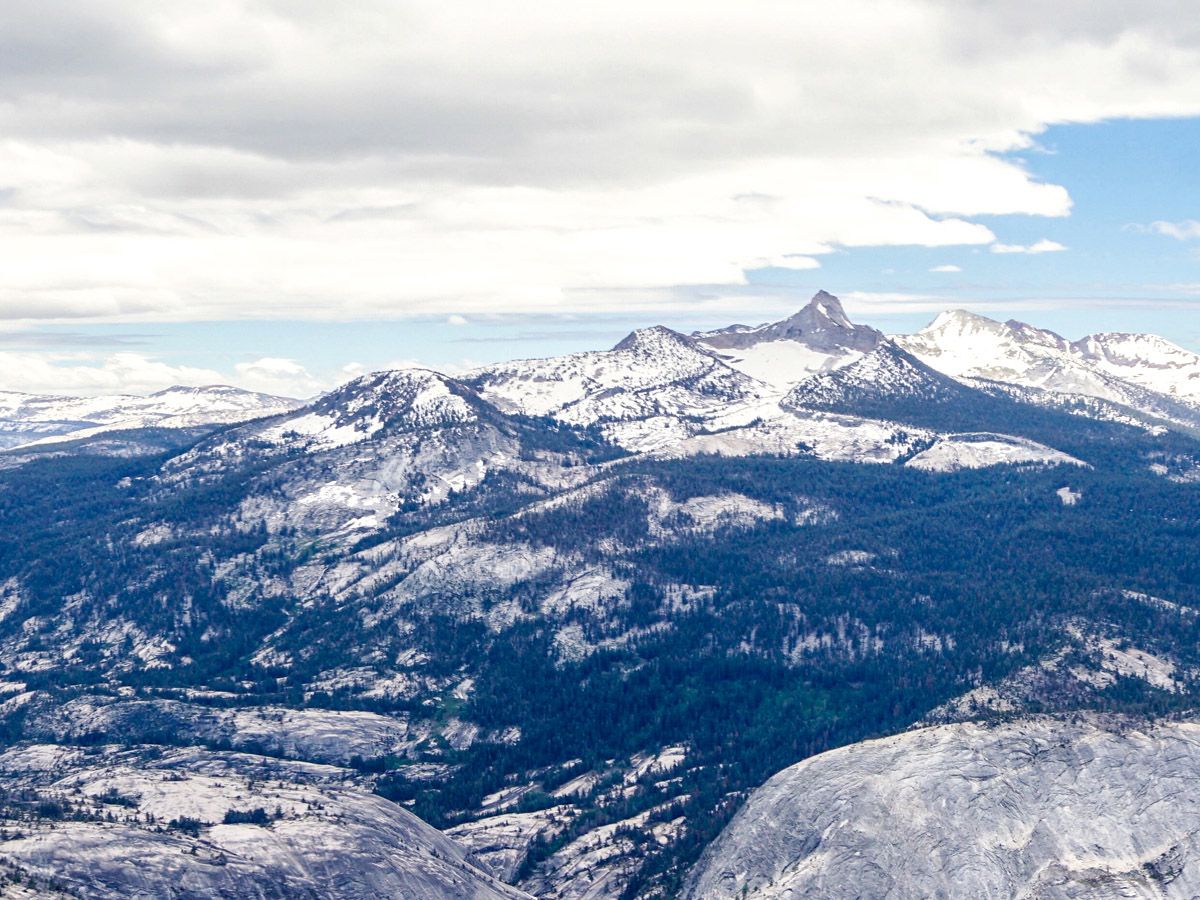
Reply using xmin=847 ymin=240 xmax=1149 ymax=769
xmin=684 ymin=716 xmax=1200 ymax=900
xmin=0 ymin=743 xmax=531 ymax=900
xmin=696 ymin=291 xmax=883 ymax=353
xmin=23 ymin=697 xmax=423 ymax=766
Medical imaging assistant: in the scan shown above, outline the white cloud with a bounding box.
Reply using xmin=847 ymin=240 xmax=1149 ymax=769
xmin=929 ymin=264 xmax=962 ymax=272
xmin=990 ymin=239 xmax=1068 ymax=254
xmin=0 ymin=348 xmax=333 ymax=398
xmin=0 ymin=2 xmax=1196 ymax=321
xmin=839 ymin=289 xmax=1183 ymax=321
xmin=446 ymin=314 xmax=469 ymax=326
xmin=1146 ymin=219 xmax=1200 ymax=240
xmin=0 ymin=350 xmax=224 ymax=395
xmin=233 ymin=356 xmax=325 ymax=397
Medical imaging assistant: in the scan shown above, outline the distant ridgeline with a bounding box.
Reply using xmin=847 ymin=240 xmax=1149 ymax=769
xmin=0 ymin=292 xmax=1199 ymax=898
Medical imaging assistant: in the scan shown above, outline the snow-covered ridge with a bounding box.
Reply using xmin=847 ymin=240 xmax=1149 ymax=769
xmin=467 ymin=322 xmax=765 ymax=429
xmin=0 ymin=384 xmax=300 ymax=450
xmin=154 ymin=367 xmax=542 ymax=529
xmin=1076 ymin=331 xmax=1200 ymax=401
xmin=258 ymin=368 xmax=482 ymax=451
xmin=894 ymin=309 xmax=1200 ymax=418
xmin=783 ymin=340 xmax=972 ymax=409
xmin=462 ymin=295 xmax=1086 ymax=473
xmin=906 ymin=432 xmax=1087 ymax=472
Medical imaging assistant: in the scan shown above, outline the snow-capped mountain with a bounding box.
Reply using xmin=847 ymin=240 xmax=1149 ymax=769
xmin=1074 ymin=331 xmax=1200 ymax=402
xmin=253 ymin=368 xmax=486 ymax=452
xmin=894 ymin=309 xmax=1129 ymax=396
xmin=5 ymin=290 xmax=1198 ymax=464
xmin=468 ymin=323 xmax=782 ymax=454
xmin=8 ymin=290 xmax=1193 ymax=473
xmin=0 ymin=384 xmax=301 ymax=450
xmin=685 ymin=715 xmax=1200 ymax=899
xmin=157 ymin=367 xmax=604 ymax=538
xmin=693 ymin=290 xmax=883 ymax=388
xmin=462 ymin=294 xmax=1089 ymax=470
xmin=894 ymin=310 xmax=1200 ymax=429
xmin=469 ymin=324 xmax=764 ymax=426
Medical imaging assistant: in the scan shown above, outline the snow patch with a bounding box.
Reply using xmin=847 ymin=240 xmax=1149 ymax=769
xmin=907 ymin=433 xmax=1084 ymax=472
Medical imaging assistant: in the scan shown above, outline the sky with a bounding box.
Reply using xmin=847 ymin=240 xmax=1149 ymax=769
xmin=3 ymin=1 xmax=1200 ymax=397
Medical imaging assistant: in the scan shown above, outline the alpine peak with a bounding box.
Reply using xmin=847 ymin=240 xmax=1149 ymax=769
xmin=802 ymin=289 xmax=853 ymax=329
xmin=612 ymin=324 xmax=699 ymax=355
xmin=695 ymin=290 xmax=883 ymax=354
xmin=922 ymin=309 xmax=1005 ymax=335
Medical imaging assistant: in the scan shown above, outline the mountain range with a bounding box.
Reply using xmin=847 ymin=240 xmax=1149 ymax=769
xmin=0 ymin=384 xmax=300 ymax=452
xmin=0 ymin=293 xmax=1199 ymax=898
xmin=7 ymin=290 xmax=1199 ymax=464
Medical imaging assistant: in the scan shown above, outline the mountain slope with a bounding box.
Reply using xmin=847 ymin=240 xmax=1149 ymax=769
xmin=467 ymin=296 xmax=1087 ymax=469
xmin=779 ymin=339 xmax=1191 ymax=465
xmin=685 ymin=715 xmax=1200 ymax=900
xmin=780 ymin=339 xmax=1037 ymax=438
xmin=158 ymin=367 xmax=607 ymax=538
xmin=1 ymin=397 xmax=1200 ymax=896
xmin=0 ymin=742 xmax=531 ymax=899
xmin=784 ymin=340 xmax=978 ymax=409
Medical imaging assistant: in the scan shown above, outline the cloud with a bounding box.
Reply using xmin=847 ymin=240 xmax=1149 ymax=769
xmin=0 ymin=3 xmax=1197 ymax=321
xmin=0 ymin=350 xmax=224 ymax=395
xmin=1145 ymin=219 xmax=1200 ymax=240
xmin=446 ymin=314 xmax=469 ymax=326
xmin=0 ymin=348 xmax=332 ymax=397
xmin=929 ymin=264 xmax=962 ymax=272
xmin=233 ymin=356 xmax=325 ymax=397
xmin=990 ymin=239 xmax=1068 ymax=254
xmin=768 ymin=256 xmax=822 ymax=271
xmin=0 ymin=329 xmax=156 ymax=348
xmin=840 ymin=289 xmax=1200 ymax=322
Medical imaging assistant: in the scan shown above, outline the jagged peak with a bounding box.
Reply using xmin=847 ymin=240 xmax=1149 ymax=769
xmin=804 ymin=290 xmax=853 ymax=329
xmin=766 ymin=290 xmax=857 ymax=336
xmin=697 ymin=291 xmax=881 ymax=352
